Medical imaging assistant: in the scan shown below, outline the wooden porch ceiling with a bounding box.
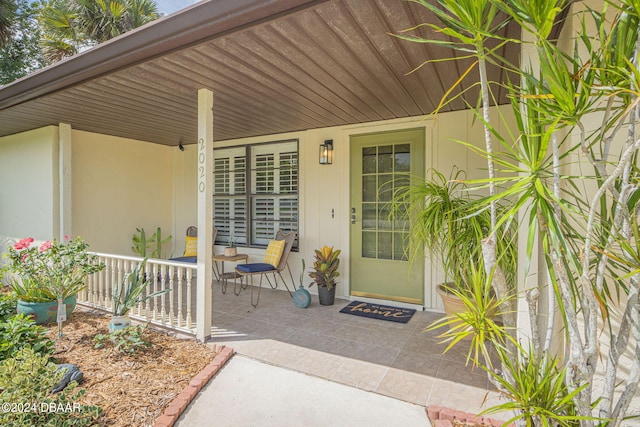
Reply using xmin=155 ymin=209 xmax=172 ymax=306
xmin=0 ymin=0 xmax=537 ymax=146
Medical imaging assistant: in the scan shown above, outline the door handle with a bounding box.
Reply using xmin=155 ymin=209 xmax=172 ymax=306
xmin=351 ymin=207 xmax=357 ymax=224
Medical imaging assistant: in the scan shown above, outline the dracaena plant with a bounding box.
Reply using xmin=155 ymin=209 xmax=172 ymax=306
xmin=399 ymin=0 xmax=640 ymax=424
xmin=390 ymin=168 xmax=517 ymax=297
xmin=308 ymin=245 xmax=341 ymax=290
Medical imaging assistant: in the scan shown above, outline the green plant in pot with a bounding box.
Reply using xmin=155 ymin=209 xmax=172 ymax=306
xmin=390 ymin=168 xmax=516 ymax=321
xmin=224 ymin=236 xmax=237 ymax=257
xmin=110 ymin=259 xmax=170 ymax=331
xmin=308 ymin=245 xmax=341 ymax=306
xmin=132 ymin=227 xmax=172 ymax=259
xmin=4 ymin=237 xmax=105 ymax=336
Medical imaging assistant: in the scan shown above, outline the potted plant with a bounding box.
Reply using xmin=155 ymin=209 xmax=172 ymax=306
xmin=224 ymin=237 xmax=237 ymax=257
xmin=390 ymin=168 xmax=516 ymax=317
xmin=4 ymin=236 xmax=105 ymax=336
xmin=110 ymin=259 xmax=170 ymax=331
xmin=131 ymin=227 xmax=172 ymax=259
xmin=308 ymin=245 xmax=341 ymax=306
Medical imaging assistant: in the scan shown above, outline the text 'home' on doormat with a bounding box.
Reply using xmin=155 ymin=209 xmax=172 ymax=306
xmin=339 ymin=301 xmax=416 ymax=324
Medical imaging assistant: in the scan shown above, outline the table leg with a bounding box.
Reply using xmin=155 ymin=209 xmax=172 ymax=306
xmin=234 ymin=259 xmax=248 ymax=295
xmin=221 ymin=261 xmax=227 ymax=294
xmin=212 ymin=260 xmax=221 ymax=281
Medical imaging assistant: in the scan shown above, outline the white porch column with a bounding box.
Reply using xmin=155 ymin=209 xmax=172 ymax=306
xmin=196 ymin=89 xmax=213 ymax=342
xmin=58 ymin=123 xmax=72 ymax=241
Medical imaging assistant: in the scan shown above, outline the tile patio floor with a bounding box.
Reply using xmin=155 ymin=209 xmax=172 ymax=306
xmin=206 ymin=283 xmax=508 ymax=418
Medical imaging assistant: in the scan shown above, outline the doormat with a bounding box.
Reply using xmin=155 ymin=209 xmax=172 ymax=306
xmin=339 ymin=301 xmax=416 ymax=324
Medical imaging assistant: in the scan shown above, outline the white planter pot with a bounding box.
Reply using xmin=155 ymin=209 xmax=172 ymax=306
xmin=109 ymin=315 xmax=131 ymax=331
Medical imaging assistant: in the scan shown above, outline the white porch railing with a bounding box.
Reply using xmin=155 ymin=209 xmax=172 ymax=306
xmin=79 ymin=253 xmax=198 ymax=335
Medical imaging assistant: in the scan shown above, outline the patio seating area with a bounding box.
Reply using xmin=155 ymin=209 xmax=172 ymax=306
xmin=207 ymin=283 xmax=505 ymax=416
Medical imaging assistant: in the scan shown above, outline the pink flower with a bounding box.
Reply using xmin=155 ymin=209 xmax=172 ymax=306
xmin=39 ymin=241 xmax=53 ymax=252
xmin=21 ymin=253 xmax=28 ymax=262
xmin=13 ymin=237 xmax=34 ymax=250
xmin=64 ymin=235 xmax=69 ymax=240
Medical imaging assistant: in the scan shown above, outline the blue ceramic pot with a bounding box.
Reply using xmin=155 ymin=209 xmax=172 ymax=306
xmin=293 ymin=285 xmax=311 ymax=308
xmin=17 ymin=295 xmax=77 ymax=324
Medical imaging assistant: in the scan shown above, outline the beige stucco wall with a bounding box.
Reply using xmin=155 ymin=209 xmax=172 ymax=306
xmin=71 ymin=130 xmax=173 ymax=255
xmin=171 ymin=143 xmax=198 ymax=256
xmin=0 ymin=106 xmax=512 ymax=309
xmin=0 ymin=126 xmax=59 ymax=240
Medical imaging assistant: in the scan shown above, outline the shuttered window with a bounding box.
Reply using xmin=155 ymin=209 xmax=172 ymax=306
xmin=213 ymin=147 xmax=247 ymax=246
xmin=213 ymin=140 xmax=298 ymax=249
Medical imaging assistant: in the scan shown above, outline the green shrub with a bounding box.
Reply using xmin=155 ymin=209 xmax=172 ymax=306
xmin=483 ymin=346 xmax=584 ymax=426
xmin=0 ymin=314 xmax=53 ymax=361
xmin=94 ymin=324 xmax=151 ymax=355
xmin=0 ymin=293 xmax=17 ymax=322
xmin=0 ymin=347 xmax=101 ymax=426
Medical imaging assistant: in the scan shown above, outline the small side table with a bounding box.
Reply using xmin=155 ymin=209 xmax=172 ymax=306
xmin=212 ymin=253 xmax=249 ymax=294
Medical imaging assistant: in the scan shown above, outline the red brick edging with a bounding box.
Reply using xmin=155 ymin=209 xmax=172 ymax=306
xmin=154 ymin=345 xmax=235 ymax=427
xmin=427 ymin=405 xmax=513 ymax=427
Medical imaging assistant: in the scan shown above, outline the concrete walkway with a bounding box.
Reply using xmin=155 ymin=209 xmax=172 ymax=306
xmin=174 ymin=288 xmax=510 ymax=425
xmin=176 ymin=355 xmax=431 ymax=427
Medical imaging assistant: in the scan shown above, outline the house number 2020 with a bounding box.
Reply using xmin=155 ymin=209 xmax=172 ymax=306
xmin=198 ymin=138 xmax=206 ymax=193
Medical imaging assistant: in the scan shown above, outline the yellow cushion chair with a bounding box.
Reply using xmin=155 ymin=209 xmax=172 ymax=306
xmin=235 ymin=230 xmax=296 ymax=307
xmin=169 ymin=226 xmax=217 ymax=266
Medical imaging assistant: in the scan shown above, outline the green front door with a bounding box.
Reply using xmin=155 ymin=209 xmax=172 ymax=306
xmin=350 ymin=128 xmax=425 ymax=304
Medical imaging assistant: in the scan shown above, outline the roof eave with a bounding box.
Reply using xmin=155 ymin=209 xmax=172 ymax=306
xmin=0 ymin=0 xmax=330 ymax=110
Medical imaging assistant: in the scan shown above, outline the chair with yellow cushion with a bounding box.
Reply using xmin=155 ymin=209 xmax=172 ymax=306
xmin=169 ymin=226 xmax=217 ymax=263
xmin=235 ymin=230 xmax=296 ymax=307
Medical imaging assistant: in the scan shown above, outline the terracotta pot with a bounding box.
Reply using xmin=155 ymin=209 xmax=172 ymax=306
xmin=436 ymin=283 xmax=467 ymax=315
xmin=436 ymin=283 xmax=500 ymax=335
xmin=224 ymin=247 xmax=237 ymax=257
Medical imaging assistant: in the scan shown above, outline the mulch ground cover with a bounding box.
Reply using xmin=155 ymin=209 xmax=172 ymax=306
xmin=46 ymin=309 xmax=215 ymax=426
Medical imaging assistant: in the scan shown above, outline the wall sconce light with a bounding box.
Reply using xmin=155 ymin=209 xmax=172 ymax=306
xmin=319 ymin=139 xmax=333 ymax=165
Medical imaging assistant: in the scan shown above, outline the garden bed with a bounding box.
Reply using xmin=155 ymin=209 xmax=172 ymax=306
xmin=45 ymin=309 xmax=215 ymax=426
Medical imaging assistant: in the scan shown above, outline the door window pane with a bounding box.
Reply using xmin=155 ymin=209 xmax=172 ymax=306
xmin=378 ymin=145 xmax=393 ymax=173
xmin=378 ymin=205 xmax=391 ymax=230
xmin=378 ymin=174 xmax=393 ymax=202
xmin=362 ymin=176 xmax=377 ymax=202
xmin=362 ymin=147 xmax=377 ymax=173
xmin=395 ymin=144 xmax=410 ymax=172
xmin=359 ymin=142 xmax=414 ymax=261
xmin=394 ymin=232 xmax=409 ymax=261
xmin=362 ymin=231 xmax=377 ymax=258
xmin=378 ymin=232 xmax=393 ymax=260
xmin=362 ymin=203 xmax=377 ymax=230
